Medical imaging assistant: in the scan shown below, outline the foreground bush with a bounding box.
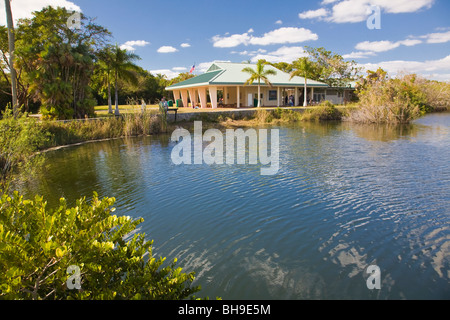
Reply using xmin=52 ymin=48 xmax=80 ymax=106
xmin=0 ymin=191 xmax=200 ymax=300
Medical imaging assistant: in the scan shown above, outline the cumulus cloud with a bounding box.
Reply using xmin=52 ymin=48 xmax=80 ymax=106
xmin=212 ymin=27 xmax=318 ymax=48
xmin=422 ymin=30 xmax=450 ymax=43
xmin=120 ymin=40 xmax=150 ymax=51
xmin=275 ymin=20 xmax=283 ymax=25
xmin=0 ymin=0 xmax=81 ymax=25
xmin=359 ymin=54 xmax=450 ymax=81
xmin=298 ymin=8 xmax=329 ymax=19
xmin=250 ymin=46 xmax=307 ymax=63
xmin=353 ymin=30 xmax=449 ymax=55
xmin=149 ymin=69 xmax=179 ymax=79
xmin=355 ymin=40 xmax=401 ymax=52
xmin=212 ymin=32 xmax=252 ymax=48
xmin=301 ymin=0 xmax=434 ymax=24
xmin=157 ymin=46 xmax=178 ymax=53
xmin=180 ymin=43 xmax=191 ymax=48
xmin=342 ymin=51 xmax=376 ymax=59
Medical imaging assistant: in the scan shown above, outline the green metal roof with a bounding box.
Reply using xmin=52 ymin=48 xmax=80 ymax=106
xmin=165 ymin=70 xmax=223 ymax=89
xmin=166 ymin=62 xmax=329 ymax=90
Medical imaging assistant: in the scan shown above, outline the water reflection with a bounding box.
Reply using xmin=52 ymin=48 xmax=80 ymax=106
xmin=13 ymin=112 xmax=450 ymax=299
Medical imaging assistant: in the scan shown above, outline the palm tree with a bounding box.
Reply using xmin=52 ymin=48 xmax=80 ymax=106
xmin=4 ymin=0 xmax=18 ymax=118
xmin=96 ymin=46 xmax=115 ymax=114
xmin=110 ymin=45 xmax=141 ymax=116
xmin=242 ymin=59 xmax=276 ymax=108
xmin=290 ymin=57 xmax=316 ymax=107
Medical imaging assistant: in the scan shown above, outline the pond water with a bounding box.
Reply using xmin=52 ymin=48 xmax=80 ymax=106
xmin=18 ymin=112 xmax=450 ymax=299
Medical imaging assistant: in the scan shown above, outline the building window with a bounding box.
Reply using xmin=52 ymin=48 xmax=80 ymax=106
xmin=268 ymin=90 xmax=277 ymax=101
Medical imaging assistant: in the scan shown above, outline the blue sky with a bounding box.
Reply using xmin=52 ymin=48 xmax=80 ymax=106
xmin=1 ymin=0 xmax=450 ymax=80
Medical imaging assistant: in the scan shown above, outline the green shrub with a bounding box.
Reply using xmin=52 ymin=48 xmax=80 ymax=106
xmin=0 ymin=108 xmax=49 ymax=186
xmin=350 ymin=73 xmax=440 ymax=123
xmin=302 ymin=101 xmax=342 ymax=121
xmin=0 ymin=191 xmax=201 ymax=300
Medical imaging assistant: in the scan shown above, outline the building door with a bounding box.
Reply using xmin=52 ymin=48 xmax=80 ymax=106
xmin=248 ymin=93 xmax=254 ymax=107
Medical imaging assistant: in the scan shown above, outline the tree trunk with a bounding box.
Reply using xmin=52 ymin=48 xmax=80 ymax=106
xmin=257 ymin=79 xmax=261 ymax=108
xmin=303 ymin=75 xmax=307 ymax=107
xmin=107 ymin=72 xmax=112 ymax=114
xmin=4 ymin=0 xmax=18 ymax=118
xmin=114 ymin=70 xmax=120 ymax=116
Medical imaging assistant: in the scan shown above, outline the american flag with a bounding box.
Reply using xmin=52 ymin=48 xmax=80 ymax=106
xmin=189 ymin=64 xmax=195 ymax=73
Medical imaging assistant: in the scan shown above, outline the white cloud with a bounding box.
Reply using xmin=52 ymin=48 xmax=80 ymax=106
xmin=250 ymin=27 xmax=318 ymax=45
xmin=0 ymin=0 xmax=81 ymax=25
xmin=298 ymin=8 xmax=329 ymax=19
xmin=157 ymin=46 xmax=178 ymax=53
xmin=248 ymin=28 xmax=254 ymax=33
xmin=150 ymin=69 xmax=179 ymax=79
xmin=120 ymin=40 xmax=150 ymax=51
xmin=306 ymin=0 xmax=434 ymax=24
xmin=172 ymin=67 xmax=187 ymax=71
xmin=212 ymin=32 xmax=252 ymax=48
xmin=180 ymin=43 xmax=191 ymax=48
xmin=342 ymin=51 xmax=376 ymax=59
xmin=275 ymin=20 xmax=283 ymax=25
xmin=212 ymin=27 xmax=318 ymax=48
xmin=371 ymin=0 xmax=434 ymax=14
xmin=327 ymin=0 xmax=371 ymax=23
xmin=250 ymin=46 xmax=307 ymax=63
xmin=397 ymin=39 xmax=422 ymax=46
xmin=359 ymin=54 xmax=450 ymax=81
xmin=422 ymin=30 xmax=450 ymax=43
xmin=355 ymin=40 xmax=401 ymax=52
xmin=354 ymin=30 xmax=449 ymax=54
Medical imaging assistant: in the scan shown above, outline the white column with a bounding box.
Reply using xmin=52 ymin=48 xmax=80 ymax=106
xmin=277 ymin=87 xmax=280 ymax=107
xmin=198 ymin=87 xmax=207 ymax=109
xmin=188 ymin=89 xmax=197 ymax=108
xmin=311 ymin=87 xmax=314 ymax=104
xmin=173 ymin=90 xmax=180 ymax=102
xmin=237 ymin=86 xmax=240 ymax=108
xmin=294 ymin=87 xmax=299 ymax=106
xmin=209 ymin=86 xmax=218 ymax=109
xmin=224 ymin=87 xmax=228 ymax=105
xmin=180 ymin=90 xmax=189 ymax=108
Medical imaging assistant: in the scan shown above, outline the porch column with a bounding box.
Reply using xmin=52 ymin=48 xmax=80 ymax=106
xmin=209 ymin=86 xmax=218 ymax=109
xmin=173 ymin=90 xmax=180 ymax=102
xmin=277 ymin=87 xmax=280 ymax=107
xmin=180 ymin=90 xmax=189 ymax=108
xmin=188 ymin=88 xmax=197 ymax=108
xmin=294 ymin=87 xmax=299 ymax=106
xmin=224 ymin=87 xmax=229 ymax=105
xmin=198 ymin=87 xmax=207 ymax=109
xmin=237 ymin=86 xmax=240 ymax=108
xmin=311 ymin=87 xmax=314 ymax=104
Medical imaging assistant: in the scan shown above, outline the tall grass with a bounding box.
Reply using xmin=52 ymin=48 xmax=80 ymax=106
xmin=347 ymin=74 xmax=449 ymax=124
xmin=41 ymin=110 xmax=164 ymax=149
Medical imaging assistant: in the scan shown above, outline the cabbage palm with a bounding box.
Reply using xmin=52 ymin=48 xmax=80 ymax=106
xmin=96 ymin=46 xmax=115 ymax=114
xmin=242 ymin=60 xmax=276 ymax=107
xmin=290 ymin=57 xmax=316 ymax=107
xmin=110 ymin=45 xmax=141 ymax=115
xmin=4 ymin=0 xmax=18 ymax=118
